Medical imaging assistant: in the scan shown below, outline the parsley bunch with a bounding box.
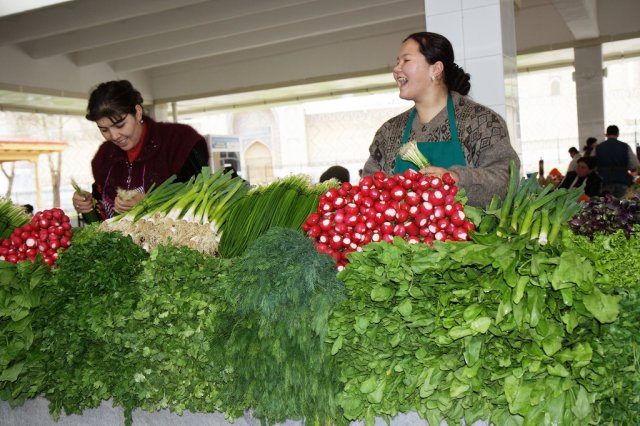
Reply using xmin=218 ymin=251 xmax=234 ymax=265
xmin=42 ymin=226 xmax=149 ymax=421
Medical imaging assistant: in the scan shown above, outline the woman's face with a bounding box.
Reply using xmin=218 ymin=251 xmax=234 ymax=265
xmin=393 ymin=39 xmax=437 ymax=102
xmin=576 ymin=161 xmax=592 ymax=177
xmin=95 ymin=105 xmax=143 ymax=152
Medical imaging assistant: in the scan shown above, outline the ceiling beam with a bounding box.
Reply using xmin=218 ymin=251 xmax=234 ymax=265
xmin=0 ymin=0 xmax=208 ymax=45
xmin=551 ymin=0 xmax=599 ymax=40
xmin=70 ymin=0 xmax=403 ymax=66
xmin=111 ymin=0 xmax=424 ymax=73
xmin=20 ymin=0 xmax=316 ymax=59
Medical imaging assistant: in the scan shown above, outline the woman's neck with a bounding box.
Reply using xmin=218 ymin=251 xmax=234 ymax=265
xmin=414 ymin=89 xmax=448 ymax=124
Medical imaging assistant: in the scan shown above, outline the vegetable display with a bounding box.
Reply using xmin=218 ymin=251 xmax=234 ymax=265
xmin=0 ymin=165 xmax=638 ymax=426
xmin=0 ymin=208 xmax=73 ymax=267
xmin=303 ymin=170 xmax=475 ymax=269
xmin=0 ymin=260 xmax=54 ymax=406
xmin=218 ymin=175 xmax=333 ymax=258
xmin=328 ymin=235 xmax=620 ymax=426
xmin=569 ymin=193 xmax=640 ymax=239
xmin=219 ymin=227 xmax=347 ymax=423
xmin=0 ymin=198 xmax=31 ymax=239
xmin=473 ymin=161 xmax=583 ymax=245
xmin=101 ymin=167 xmax=248 ymax=254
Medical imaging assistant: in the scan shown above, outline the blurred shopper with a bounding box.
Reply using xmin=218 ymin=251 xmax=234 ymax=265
xmin=583 ymin=136 xmax=598 ymax=157
xmin=566 ymin=146 xmax=580 ymax=173
xmin=559 ymin=156 xmax=601 ymax=198
xmin=595 ymin=125 xmax=639 ymax=198
xmin=319 ymin=165 xmax=350 ymax=184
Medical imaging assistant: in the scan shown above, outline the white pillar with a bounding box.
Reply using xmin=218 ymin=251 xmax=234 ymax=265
xmin=424 ymin=0 xmax=521 ymax=158
xmin=574 ymin=44 xmax=604 ymax=148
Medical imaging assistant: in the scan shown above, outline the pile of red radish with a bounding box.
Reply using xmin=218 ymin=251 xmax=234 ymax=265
xmin=0 ymin=208 xmax=73 ymax=268
xmin=303 ymin=170 xmax=475 ymax=269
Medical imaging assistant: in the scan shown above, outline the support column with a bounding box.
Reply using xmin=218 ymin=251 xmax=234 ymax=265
xmin=424 ymin=0 xmax=521 ymax=158
xmin=574 ymin=44 xmax=605 ymax=148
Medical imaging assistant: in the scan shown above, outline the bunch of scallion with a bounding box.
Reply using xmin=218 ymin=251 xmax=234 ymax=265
xmin=218 ymin=175 xmax=337 ymax=258
xmin=109 ymin=167 xmax=249 ymax=230
xmin=473 ymin=160 xmax=583 ymax=246
xmin=0 ymin=197 xmax=31 ymax=239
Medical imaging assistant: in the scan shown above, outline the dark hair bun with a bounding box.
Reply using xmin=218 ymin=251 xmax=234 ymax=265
xmin=448 ymin=64 xmax=471 ymax=96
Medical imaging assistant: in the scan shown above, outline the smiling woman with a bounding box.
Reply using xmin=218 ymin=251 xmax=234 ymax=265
xmin=363 ymin=31 xmax=520 ymax=208
xmin=71 ymin=80 xmax=210 ymax=221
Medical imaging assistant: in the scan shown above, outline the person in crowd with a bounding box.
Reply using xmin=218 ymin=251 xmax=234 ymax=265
xmin=558 ymin=156 xmax=601 ymax=198
xmin=72 ymin=80 xmax=210 ymax=220
xmin=595 ymin=125 xmax=639 ymax=198
xmin=319 ymin=165 xmax=350 ymax=184
xmin=363 ymin=32 xmax=520 ymax=208
xmin=22 ymin=204 xmax=34 ymax=216
xmin=583 ymin=136 xmax=598 ymax=157
xmin=566 ymin=146 xmax=580 ymax=173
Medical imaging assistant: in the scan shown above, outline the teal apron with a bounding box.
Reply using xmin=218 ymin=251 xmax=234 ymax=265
xmin=393 ymin=93 xmax=466 ymax=174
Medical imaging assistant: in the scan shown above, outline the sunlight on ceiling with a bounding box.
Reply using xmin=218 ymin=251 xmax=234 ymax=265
xmin=0 ymin=0 xmax=73 ymax=18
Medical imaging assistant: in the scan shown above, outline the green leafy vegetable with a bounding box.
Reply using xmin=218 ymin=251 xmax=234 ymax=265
xmin=220 ymin=227 xmax=347 ymax=424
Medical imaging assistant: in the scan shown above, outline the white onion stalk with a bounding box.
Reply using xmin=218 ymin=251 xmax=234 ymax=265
xmin=399 ymin=139 xmax=431 ymax=169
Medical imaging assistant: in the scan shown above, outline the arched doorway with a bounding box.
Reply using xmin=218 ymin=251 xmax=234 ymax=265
xmin=244 ymin=141 xmax=273 ymax=186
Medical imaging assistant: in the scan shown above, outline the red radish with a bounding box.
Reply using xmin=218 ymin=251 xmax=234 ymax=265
xmin=304 ymin=171 xmax=474 ymax=268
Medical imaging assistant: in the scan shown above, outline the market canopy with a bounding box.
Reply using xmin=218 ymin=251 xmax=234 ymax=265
xmin=0 ymin=0 xmax=639 ymax=112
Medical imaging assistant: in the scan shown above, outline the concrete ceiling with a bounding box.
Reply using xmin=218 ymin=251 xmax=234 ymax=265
xmin=0 ymin=0 xmax=638 ymax=114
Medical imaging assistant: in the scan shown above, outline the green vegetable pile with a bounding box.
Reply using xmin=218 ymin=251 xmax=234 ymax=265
xmin=0 ymin=259 xmax=53 ymax=405
xmin=474 ymin=161 xmax=582 ymax=246
xmin=220 ymin=227 xmax=347 ymax=424
xmin=218 ymin=175 xmax=335 ymax=258
xmin=119 ymin=244 xmax=233 ymax=418
xmin=328 ymin=236 xmax=621 ymax=425
xmin=42 ymin=226 xmax=149 ymax=420
xmin=563 ymin=228 xmax=640 ymax=424
xmin=0 ymin=198 xmax=30 ymax=239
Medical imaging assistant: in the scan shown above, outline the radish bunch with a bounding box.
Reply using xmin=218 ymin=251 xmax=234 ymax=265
xmin=0 ymin=207 xmax=73 ymax=267
xmin=303 ymin=170 xmax=475 ymax=269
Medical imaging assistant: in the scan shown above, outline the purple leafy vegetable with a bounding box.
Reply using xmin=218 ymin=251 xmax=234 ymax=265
xmin=569 ymin=194 xmax=640 ymax=238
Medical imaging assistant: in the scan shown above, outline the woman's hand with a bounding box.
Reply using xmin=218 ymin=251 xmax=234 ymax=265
xmin=419 ymin=166 xmax=459 ymax=183
xmin=114 ymin=191 xmax=145 ymax=213
xmin=72 ymin=191 xmax=94 ymax=213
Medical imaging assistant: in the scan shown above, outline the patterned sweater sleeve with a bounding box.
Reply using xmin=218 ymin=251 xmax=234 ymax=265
xmin=449 ymin=101 xmax=520 ymax=208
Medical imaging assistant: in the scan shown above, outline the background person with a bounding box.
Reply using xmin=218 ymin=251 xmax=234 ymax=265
xmin=583 ymin=136 xmax=598 ymax=157
xmin=319 ymin=165 xmax=350 ymax=184
xmin=558 ymin=156 xmax=601 ymax=198
xmin=566 ymin=146 xmax=580 ymax=173
xmin=363 ymin=32 xmax=520 ymax=208
xmin=72 ymin=80 xmax=210 ymax=220
xmin=595 ymin=125 xmax=639 ymax=198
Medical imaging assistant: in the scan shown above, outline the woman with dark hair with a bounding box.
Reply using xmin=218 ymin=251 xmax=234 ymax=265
xmin=363 ymin=32 xmax=520 ymax=207
xmin=558 ymin=156 xmax=601 ymax=198
xmin=72 ymin=80 xmax=210 ymax=220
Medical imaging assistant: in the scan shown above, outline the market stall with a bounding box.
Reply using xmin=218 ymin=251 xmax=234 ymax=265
xmin=0 ymin=166 xmax=638 ymax=426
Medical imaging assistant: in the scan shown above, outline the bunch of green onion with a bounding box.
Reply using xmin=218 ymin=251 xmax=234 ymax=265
xmin=399 ymin=139 xmax=431 ymax=169
xmin=0 ymin=198 xmax=31 ymax=239
xmin=218 ymin=175 xmax=337 ymax=258
xmin=478 ymin=161 xmax=583 ymax=246
xmin=110 ymin=167 xmax=249 ymax=231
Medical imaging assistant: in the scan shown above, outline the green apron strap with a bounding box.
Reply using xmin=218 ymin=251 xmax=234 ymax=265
xmin=393 ymin=93 xmax=466 ymax=174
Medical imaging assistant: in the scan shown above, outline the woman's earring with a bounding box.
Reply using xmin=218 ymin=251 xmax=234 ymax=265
xmin=431 ymin=75 xmax=435 ymax=81
xmin=139 ymin=119 xmax=144 ymax=124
